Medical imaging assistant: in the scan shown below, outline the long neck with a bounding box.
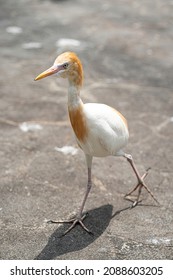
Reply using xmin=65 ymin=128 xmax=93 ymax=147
xmin=67 ymin=59 xmax=83 ymax=109
xmin=68 ymin=82 xmax=88 ymax=142
xmin=68 ymin=82 xmax=83 ymax=109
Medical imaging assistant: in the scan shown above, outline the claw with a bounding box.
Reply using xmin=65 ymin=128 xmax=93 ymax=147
xmin=125 ymin=169 xmax=149 ymax=198
xmin=124 ymin=164 xmax=159 ymax=207
xmin=48 ymin=213 xmax=93 ymax=236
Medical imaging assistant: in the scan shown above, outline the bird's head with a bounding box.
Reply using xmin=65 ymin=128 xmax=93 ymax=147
xmin=34 ymin=52 xmax=83 ymax=87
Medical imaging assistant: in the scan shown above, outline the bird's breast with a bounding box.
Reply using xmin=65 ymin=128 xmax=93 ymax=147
xmin=68 ymin=103 xmax=129 ymax=157
xmin=68 ymin=104 xmax=88 ymax=143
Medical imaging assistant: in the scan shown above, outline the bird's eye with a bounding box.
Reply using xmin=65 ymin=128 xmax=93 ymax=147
xmin=63 ymin=63 xmax=69 ymax=69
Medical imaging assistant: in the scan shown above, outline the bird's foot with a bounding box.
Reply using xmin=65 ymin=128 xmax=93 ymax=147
xmin=124 ymin=195 xmax=142 ymax=208
xmin=48 ymin=213 xmax=93 ymax=236
xmin=124 ymin=168 xmax=160 ymax=208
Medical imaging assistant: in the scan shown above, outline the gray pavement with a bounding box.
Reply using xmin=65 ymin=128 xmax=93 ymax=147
xmin=0 ymin=0 xmax=173 ymax=259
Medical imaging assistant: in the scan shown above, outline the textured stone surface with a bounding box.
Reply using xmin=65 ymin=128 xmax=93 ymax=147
xmin=0 ymin=0 xmax=173 ymax=259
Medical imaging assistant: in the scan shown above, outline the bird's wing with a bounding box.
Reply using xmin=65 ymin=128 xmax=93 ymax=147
xmin=83 ymin=103 xmax=129 ymax=156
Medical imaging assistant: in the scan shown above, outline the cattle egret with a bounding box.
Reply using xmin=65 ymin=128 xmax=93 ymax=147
xmin=35 ymin=52 xmax=159 ymax=235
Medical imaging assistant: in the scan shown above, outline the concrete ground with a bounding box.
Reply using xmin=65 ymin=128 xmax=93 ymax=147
xmin=0 ymin=0 xmax=173 ymax=259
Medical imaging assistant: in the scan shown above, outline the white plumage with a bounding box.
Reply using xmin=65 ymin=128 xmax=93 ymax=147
xmin=35 ymin=51 xmax=159 ymax=235
xmin=80 ymin=103 xmax=129 ymax=157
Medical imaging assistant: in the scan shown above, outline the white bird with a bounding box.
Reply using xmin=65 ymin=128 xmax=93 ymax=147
xmin=35 ymin=52 xmax=159 ymax=235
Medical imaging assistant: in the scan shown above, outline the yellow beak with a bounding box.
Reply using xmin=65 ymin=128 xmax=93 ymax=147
xmin=34 ymin=65 xmax=60 ymax=81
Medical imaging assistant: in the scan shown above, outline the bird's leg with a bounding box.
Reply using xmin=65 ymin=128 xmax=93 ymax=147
xmin=49 ymin=167 xmax=93 ymax=235
xmin=124 ymin=154 xmax=159 ymax=207
xmin=124 ymin=168 xmax=149 ymax=198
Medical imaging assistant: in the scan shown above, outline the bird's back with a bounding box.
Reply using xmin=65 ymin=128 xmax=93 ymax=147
xmin=77 ymin=103 xmax=129 ymax=157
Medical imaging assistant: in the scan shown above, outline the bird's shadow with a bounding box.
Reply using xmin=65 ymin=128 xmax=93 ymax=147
xmin=34 ymin=201 xmax=159 ymax=259
xmin=35 ymin=204 xmax=113 ymax=260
